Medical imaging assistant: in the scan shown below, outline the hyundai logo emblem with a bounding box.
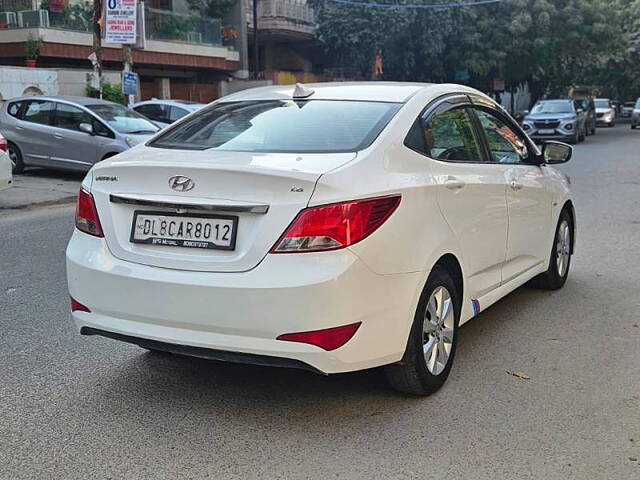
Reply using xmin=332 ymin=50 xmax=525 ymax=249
xmin=168 ymin=175 xmax=195 ymax=192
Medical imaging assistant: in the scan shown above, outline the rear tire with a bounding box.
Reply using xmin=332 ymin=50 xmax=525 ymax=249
xmin=8 ymin=142 xmax=24 ymax=174
xmin=532 ymin=209 xmax=573 ymax=290
xmin=385 ymin=266 xmax=460 ymax=396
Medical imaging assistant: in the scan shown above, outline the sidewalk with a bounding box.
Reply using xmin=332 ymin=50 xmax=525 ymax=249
xmin=0 ymin=168 xmax=82 ymax=216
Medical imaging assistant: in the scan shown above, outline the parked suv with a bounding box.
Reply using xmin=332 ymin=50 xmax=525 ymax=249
xmin=522 ymin=99 xmax=587 ymax=144
xmin=632 ymin=98 xmax=640 ymax=129
xmin=132 ymin=99 xmax=206 ymax=128
xmin=595 ymin=98 xmax=616 ymax=127
xmin=1 ymin=96 xmax=159 ymax=174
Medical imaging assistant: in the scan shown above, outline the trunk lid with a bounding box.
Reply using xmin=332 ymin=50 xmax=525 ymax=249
xmin=91 ymin=147 xmax=356 ymax=272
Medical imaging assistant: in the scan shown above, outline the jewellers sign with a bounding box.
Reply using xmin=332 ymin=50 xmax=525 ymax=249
xmin=105 ymin=0 xmax=137 ymax=44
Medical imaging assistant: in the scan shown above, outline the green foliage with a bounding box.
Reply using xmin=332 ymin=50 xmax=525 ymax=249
xmin=186 ymin=0 xmax=235 ymax=19
xmin=312 ymin=0 xmax=635 ymax=102
xmin=25 ymin=35 xmax=41 ymax=60
xmin=86 ymin=81 xmax=126 ymax=105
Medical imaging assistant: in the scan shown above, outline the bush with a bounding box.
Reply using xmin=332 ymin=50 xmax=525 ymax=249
xmin=86 ymin=81 xmax=126 ymax=105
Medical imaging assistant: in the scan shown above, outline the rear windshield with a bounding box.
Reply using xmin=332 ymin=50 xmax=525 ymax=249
xmin=531 ymin=101 xmax=573 ymax=114
xmin=148 ymin=100 xmax=401 ymax=152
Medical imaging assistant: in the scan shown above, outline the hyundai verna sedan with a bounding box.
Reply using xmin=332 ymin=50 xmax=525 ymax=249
xmin=66 ymin=82 xmax=575 ymax=395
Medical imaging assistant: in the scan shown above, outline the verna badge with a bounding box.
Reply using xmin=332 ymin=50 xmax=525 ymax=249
xmin=168 ymin=175 xmax=195 ymax=192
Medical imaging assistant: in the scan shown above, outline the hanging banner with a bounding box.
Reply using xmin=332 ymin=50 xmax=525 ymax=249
xmin=105 ymin=0 xmax=137 ymax=44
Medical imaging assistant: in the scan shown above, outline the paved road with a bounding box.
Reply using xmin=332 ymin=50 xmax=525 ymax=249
xmin=2 ymin=125 xmax=640 ymax=479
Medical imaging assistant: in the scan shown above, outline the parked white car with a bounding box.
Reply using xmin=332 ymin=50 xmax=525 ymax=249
xmin=66 ymin=82 xmax=575 ymax=395
xmin=0 ymin=133 xmax=12 ymax=191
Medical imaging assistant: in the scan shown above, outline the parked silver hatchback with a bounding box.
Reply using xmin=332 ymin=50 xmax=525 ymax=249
xmin=1 ymin=96 xmax=159 ymax=174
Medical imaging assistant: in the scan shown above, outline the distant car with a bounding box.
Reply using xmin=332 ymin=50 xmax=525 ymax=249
xmin=574 ymin=97 xmax=597 ymax=135
xmin=594 ymin=98 xmax=616 ymax=127
xmin=132 ymin=100 xmax=206 ymax=128
xmin=0 ymin=133 xmax=12 ymax=190
xmin=522 ymin=99 xmax=587 ymax=144
xmin=622 ymin=102 xmax=635 ymax=118
xmin=1 ymin=96 xmax=160 ymax=174
xmin=631 ymin=98 xmax=640 ymax=130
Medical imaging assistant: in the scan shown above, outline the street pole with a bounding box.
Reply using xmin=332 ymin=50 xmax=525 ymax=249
xmin=92 ymin=0 xmax=103 ymax=98
xmin=123 ymin=44 xmax=134 ymax=107
xmin=252 ymin=0 xmax=258 ymax=79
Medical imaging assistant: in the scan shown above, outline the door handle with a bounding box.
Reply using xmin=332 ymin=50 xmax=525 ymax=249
xmin=15 ymin=125 xmax=24 ymax=131
xmin=53 ymin=133 xmax=64 ymax=140
xmin=444 ymin=177 xmax=465 ymax=190
xmin=510 ymin=180 xmax=523 ymax=191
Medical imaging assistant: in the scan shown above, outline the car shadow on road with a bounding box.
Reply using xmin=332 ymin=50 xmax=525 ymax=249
xmin=21 ymin=167 xmax=86 ymax=181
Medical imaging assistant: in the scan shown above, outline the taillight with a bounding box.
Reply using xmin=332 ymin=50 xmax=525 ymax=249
xmin=276 ymin=322 xmax=361 ymax=351
xmin=70 ymin=297 xmax=90 ymax=313
xmin=75 ymin=188 xmax=103 ymax=237
xmin=271 ymin=195 xmax=401 ymax=253
xmin=0 ymin=136 xmax=6 ymax=152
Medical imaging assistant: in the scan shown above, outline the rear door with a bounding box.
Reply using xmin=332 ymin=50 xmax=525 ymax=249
xmin=14 ymin=100 xmax=55 ymax=166
xmin=50 ymin=102 xmax=97 ymax=170
xmin=417 ymin=97 xmax=509 ymax=299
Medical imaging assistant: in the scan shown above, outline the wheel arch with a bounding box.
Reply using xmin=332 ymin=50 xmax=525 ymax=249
xmin=432 ymin=253 xmax=464 ymax=310
xmin=561 ymin=200 xmax=576 ymax=254
xmin=101 ymin=152 xmax=119 ymax=161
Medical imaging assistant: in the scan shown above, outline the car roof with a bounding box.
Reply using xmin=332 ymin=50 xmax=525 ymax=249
xmin=134 ymin=99 xmax=205 ymax=107
xmin=7 ymin=95 xmax=119 ymax=107
xmin=218 ymin=82 xmax=435 ymax=103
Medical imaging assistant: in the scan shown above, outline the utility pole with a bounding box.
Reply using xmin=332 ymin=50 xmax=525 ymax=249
xmin=123 ymin=44 xmax=133 ymax=107
xmin=252 ymin=0 xmax=258 ymax=79
xmin=91 ymin=0 xmax=103 ymax=98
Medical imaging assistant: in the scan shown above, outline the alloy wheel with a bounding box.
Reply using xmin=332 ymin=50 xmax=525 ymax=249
xmin=422 ymin=286 xmax=455 ymax=375
xmin=556 ymin=220 xmax=571 ymax=277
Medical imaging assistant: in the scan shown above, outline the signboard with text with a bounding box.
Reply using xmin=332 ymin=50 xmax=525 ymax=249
xmin=105 ymin=0 xmax=137 ymax=44
xmin=122 ymin=72 xmax=138 ymax=97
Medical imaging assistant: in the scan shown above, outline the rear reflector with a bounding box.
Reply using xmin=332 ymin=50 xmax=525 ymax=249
xmin=70 ymin=297 xmax=90 ymax=313
xmin=0 ymin=136 xmax=6 ymax=152
xmin=276 ymin=322 xmax=361 ymax=351
xmin=75 ymin=188 xmax=103 ymax=237
xmin=271 ymin=195 xmax=401 ymax=253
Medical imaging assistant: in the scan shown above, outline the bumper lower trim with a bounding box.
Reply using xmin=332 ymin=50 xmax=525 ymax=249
xmin=80 ymin=327 xmax=324 ymax=374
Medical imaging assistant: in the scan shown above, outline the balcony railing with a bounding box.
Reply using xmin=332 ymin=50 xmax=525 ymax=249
xmin=246 ymin=0 xmax=315 ymax=36
xmin=0 ymin=4 xmax=225 ymax=47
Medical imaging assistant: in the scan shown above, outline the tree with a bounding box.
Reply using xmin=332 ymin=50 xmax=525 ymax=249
xmin=312 ymin=0 xmax=628 ymax=103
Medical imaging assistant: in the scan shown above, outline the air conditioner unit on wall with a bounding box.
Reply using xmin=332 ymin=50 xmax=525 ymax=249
xmin=0 ymin=11 xmax=17 ymax=27
xmin=17 ymin=9 xmax=49 ymax=27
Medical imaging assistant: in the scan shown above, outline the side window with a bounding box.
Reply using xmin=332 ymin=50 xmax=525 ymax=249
xmin=8 ymin=101 xmax=23 ymax=118
xmin=474 ymin=109 xmax=528 ymax=164
xmin=91 ymin=118 xmax=113 ymax=138
xmin=135 ymin=104 xmax=167 ymax=123
xmin=54 ymin=103 xmax=94 ymax=131
xmin=22 ymin=100 xmax=55 ymax=125
xmin=169 ymin=106 xmax=188 ymax=122
xmin=424 ymin=107 xmax=484 ymax=162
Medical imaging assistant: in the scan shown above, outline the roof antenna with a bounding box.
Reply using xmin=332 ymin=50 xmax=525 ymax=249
xmin=293 ymin=83 xmax=314 ymax=99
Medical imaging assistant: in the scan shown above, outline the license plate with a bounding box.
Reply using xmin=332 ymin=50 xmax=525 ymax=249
xmin=130 ymin=211 xmax=238 ymax=250
xmin=538 ymin=129 xmax=555 ymax=135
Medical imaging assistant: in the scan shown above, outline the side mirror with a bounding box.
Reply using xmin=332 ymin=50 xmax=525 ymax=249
xmin=577 ymin=108 xmax=584 ymax=114
xmin=79 ymin=122 xmax=94 ymax=135
xmin=522 ymin=110 xmax=530 ymax=116
xmin=542 ymin=141 xmax=572 ymax=164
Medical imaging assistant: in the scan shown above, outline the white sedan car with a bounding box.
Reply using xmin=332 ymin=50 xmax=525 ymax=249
xmin=0 ymin=134 xmax=12 ymax=191
xmin=66 ymin=82 xmax=575 ymax=395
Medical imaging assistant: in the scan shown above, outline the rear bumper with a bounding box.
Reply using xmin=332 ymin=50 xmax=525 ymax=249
xmin=66 ymin=231 xmax=423 ymax=374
